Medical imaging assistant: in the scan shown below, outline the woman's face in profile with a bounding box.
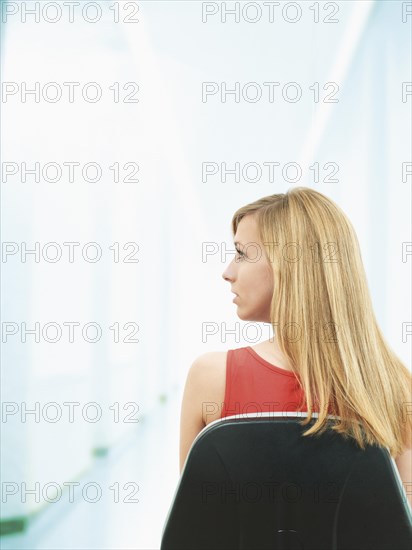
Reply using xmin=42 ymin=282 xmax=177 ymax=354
xmin=222 ymin=214 xmax=274 ymax=323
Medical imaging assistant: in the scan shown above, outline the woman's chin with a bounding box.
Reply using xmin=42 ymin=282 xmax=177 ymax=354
xmin=236 ymin=308 xmax=248 ymax=321
xmin=236 ymin=309 xmax=262 ymax=323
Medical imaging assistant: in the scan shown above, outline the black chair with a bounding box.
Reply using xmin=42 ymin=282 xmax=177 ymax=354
xmin=161 ymin=412 xmax=412 ymax=550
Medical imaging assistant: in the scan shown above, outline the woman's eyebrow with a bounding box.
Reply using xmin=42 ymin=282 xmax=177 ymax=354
xmin=234 ymin=241 xmax=244 ymax=247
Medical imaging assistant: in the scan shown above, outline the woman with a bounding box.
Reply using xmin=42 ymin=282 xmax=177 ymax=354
xmin=179 ymin=187 xmax=412 ymax=509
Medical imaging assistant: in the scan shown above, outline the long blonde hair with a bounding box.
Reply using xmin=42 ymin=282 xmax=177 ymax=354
xmin=231 ymin=187 xmax=412 ymax=458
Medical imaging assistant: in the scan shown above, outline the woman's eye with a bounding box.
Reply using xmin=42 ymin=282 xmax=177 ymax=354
xmin=235 ymin=249 xmax=245 ymax=259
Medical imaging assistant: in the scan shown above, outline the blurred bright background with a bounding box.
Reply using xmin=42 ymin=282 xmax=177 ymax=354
xmin=1 ymin=0 xmax=411 ymax=548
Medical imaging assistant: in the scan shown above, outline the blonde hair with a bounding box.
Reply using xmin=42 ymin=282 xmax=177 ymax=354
xmin=231 ymin=187 xmax=412 ymax=458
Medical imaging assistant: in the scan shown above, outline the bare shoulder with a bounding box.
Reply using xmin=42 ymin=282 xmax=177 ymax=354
xmin=190 ymin=351 xmax=227 ymax=387
xmin=191 ymin=351 xmax=227 ymax=377
xmin=190 ymin=351 xmax=228 ymax=425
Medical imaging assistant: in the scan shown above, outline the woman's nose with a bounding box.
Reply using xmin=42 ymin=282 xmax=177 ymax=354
xmin=222 ymin=269 xmax=232 ymax=282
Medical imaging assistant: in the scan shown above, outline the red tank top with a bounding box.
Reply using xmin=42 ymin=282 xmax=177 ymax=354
xmin=221 ymin=346 xmax=321 ymax=419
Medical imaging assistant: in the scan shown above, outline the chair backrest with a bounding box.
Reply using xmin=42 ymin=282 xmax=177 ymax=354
xmin=161 ymin=412 xmax=412 ymax=550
